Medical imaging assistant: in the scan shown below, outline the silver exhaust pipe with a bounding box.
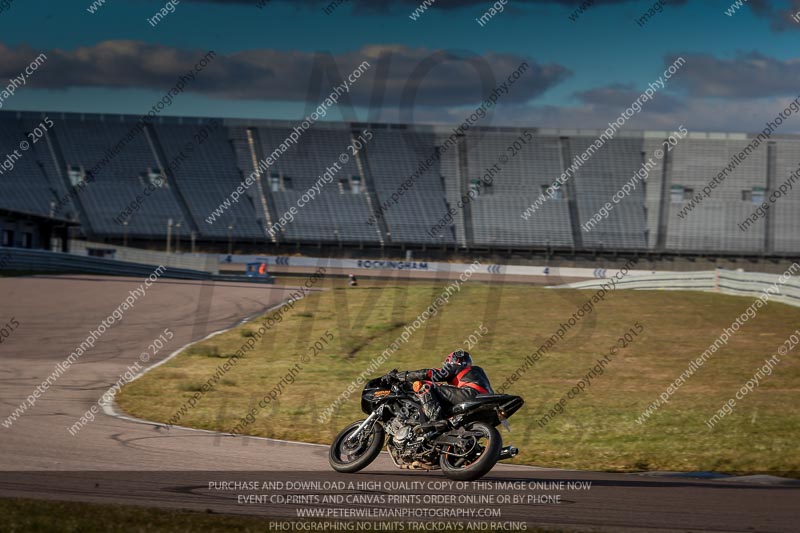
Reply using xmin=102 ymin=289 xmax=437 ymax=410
xmin=499 ymin=445 xmax=518 ymax=460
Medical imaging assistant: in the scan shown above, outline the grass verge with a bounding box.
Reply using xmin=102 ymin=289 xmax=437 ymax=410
xmin=118 ymin=276 xmax=800 ymax=476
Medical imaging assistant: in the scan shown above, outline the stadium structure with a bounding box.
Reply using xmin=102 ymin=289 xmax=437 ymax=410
xmin=1 ymin=110 xmax=797 ymax=259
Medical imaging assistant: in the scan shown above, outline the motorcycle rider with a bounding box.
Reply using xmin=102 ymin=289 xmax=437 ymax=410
xmin=386 ymin=350 xmax=494 ymax=434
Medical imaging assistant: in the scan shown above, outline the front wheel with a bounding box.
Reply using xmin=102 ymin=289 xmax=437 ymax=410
xmin=329 ymin=419 xmax=385 ymax=473
xmin=439 ymin=421 xmax=501 ymax=481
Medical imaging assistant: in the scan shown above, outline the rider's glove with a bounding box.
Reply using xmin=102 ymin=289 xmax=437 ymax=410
xmin=383 ymin=369 xmax=399 ymax=383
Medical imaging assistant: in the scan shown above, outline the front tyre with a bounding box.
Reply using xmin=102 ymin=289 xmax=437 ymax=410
xmin=329 ymin=420 xmax=385 ymax=473
xmin=439 ymin=421 xmax=501 ymax=481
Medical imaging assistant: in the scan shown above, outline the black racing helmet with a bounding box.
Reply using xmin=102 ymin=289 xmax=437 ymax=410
xmin=444 ymin=349 xmax=472 ymax=366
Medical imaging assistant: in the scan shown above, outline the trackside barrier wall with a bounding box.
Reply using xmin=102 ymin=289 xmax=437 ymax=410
xmin=218 ymin=254 xmax=660 ymax=279
xmin=555 ymin=269 xmax=800 ymax=308
xmin=0 ymin=247 xmax=213 ymax=280
xmin=67 ymin=240 xmax=219 ymax=274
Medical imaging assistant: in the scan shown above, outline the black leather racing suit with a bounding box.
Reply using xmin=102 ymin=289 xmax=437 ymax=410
xmin=401 ymin=363 xmax=494 ymax=420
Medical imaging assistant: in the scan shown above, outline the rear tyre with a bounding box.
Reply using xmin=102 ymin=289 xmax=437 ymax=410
xmin=439 ymin=421 xmax=501 ymax=481
xmin=328 ymin=420 xmax=385 ymax=474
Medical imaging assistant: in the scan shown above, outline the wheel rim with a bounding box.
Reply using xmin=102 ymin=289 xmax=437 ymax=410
xmin=332 ymin=425 xmax=376 ymax=464
xmin=442 ymin=425 xmax=491 ymax=469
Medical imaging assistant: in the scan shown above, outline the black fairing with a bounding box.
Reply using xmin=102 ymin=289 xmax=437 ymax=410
xmin=360 ymin=377 xmax=524 ymax=427
xmin=449 ymin=394 xmax=524 ymax=425
xmin=361 ymin=377 xmax=394 ymax=414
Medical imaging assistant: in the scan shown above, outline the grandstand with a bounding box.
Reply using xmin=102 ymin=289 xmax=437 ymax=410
xmin=569 ymin=135 xmax=648 ymax=250
xmin=461 ymin=131 xmax=573 ymax=248
xmin=0 ymin=109 xmax=797 ymax=258
xmin=154 ymin=122 xmax=264 ymax=240
xmin=366 ymin=128 xmax=453 ymax=245
xmin=249 ymin=123 xmax=380 ymax=244
xmin=665 ymin=135 xmax=767 ymax=254
xmin=0 ymin=116 xmax=69 ymax=218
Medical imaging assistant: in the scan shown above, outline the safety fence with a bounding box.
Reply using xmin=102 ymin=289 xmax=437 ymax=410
xmin=555 ymin=268 xmax=800 ymax=308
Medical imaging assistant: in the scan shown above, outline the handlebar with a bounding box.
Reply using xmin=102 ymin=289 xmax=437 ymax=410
xmin=380 ymin=369 xmax=400 ymax=385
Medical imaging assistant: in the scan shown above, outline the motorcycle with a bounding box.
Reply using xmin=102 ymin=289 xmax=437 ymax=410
xmin=328 ymin=371 xmax=524 ymax=481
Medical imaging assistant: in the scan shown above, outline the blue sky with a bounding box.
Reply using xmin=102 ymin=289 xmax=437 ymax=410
xmin=1 ymin=0 xmax=799 ymax=133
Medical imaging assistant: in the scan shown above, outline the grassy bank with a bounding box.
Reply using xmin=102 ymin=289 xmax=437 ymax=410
xmin=118 ymin=276 xmax=800 ymax=476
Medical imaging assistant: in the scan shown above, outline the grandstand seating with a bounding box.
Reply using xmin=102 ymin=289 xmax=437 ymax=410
xmin=249 ymin=124 xmax=381 ymax=244
xmin=642 ymin=136 xmax=666 ymax=248
xmin=436 ymin=132 xmax=468 ymax=247
xmin=367 ymin=128 xmax=454 ymax=245
xmin=154 ymin=123 xmax=265 ymax=239
xmin=0 ymin=117 xmax=64 ymax=218
xmin=569 ymin=135 xmax=648 ymax=250
xmin=457 ymin=131 xmax=573 ymax=248
xmin=54 ymin=116 xmax=190 ymax=238
xmin=665 ymin=136 xmax=767 ymax=254
xmin=0 ymin=110 xmax=795 ymax=256
xmin=770 ymin=139 xmax=800 ymax=254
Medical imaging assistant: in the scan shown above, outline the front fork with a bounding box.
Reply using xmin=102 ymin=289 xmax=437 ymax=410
xmin=345 ymin=405 xmax=384 ymax=445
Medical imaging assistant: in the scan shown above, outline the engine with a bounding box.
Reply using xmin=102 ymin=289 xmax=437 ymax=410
xmin=385 ymin=417 xmax=413 ymax=445
xmin=384 ymin=401 xmax=422 ymax=446
xmin=384 ymin=399 xmax=439 ymax=469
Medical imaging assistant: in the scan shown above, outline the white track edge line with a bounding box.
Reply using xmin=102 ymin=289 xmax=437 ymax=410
xmin=100 ymin=295 xmax=328 ymax=448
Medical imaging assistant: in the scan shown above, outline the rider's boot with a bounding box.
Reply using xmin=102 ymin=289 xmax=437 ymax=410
xmin=412 ymin=381 xmax=448 ymax=435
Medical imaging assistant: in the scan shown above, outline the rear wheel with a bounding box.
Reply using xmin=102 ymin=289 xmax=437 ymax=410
xmin=329 ymin=420 xmax=385 ymax=473
xmin=439 ymin=421 xmax=501 ymax=481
